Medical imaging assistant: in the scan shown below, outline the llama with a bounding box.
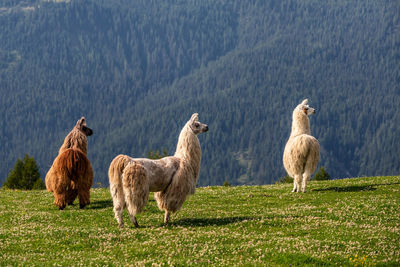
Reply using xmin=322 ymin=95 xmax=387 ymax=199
xmin=108 ymin=113 xmax=208 ymax=227
xmin=283 ymin=99 xmax=320 ymax=193
xmin=45 ymin=117 xmax=94 ymax=209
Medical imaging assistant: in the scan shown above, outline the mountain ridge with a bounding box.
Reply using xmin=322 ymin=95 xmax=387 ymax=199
xmin=1 ymin=0 xmax=399 ymax=186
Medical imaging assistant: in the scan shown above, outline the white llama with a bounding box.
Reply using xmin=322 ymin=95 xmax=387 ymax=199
xmin=283 ymin=99 xmax=320 ymax=192
xmin=108 ymin=113 xmax=208 ymax=227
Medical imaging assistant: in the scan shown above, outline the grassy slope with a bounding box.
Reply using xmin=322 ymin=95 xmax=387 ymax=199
xmin=0 ymin=176 xmax=399 ymax=266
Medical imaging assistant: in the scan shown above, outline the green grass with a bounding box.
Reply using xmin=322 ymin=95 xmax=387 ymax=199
xmin=1 ymin=176 xmax=399 ymax=266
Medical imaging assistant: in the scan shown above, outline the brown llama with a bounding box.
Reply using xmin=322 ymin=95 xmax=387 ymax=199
xmin=109 ymin=113 xmax=208 ymax=227
xmin=45 ymin=117 xmax=94 ymax=209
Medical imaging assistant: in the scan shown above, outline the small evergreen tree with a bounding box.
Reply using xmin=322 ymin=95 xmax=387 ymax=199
xmin=3 ymin=154 xmax=45 ymax=190
xmin=21 ymin=154 xmax=41 ymax=189
xmin=313 ymin=167 xmax=331 ymax=181
xmin=3 ymin=158 xmax=24 ymax=189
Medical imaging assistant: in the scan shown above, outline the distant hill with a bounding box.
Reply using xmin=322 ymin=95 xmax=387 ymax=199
xmin=1 ymin=0 xmax=399 ymax=186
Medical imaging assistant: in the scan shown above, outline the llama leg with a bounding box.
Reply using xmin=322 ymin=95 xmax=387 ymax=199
xmin=125 ymin=195 xmax=140 ymax=228
xmin=292 ymin=182 xmax=297 ymax=193
xmin=110 ymin=184 xmax=125 ymax=228
xmin=123 ymin=184 xmax=149 ymax=228
xmin=292 ymin=174 xmax=301 ymax=193
xmin=114 ymin=204 xmax=124 ymax=228
xmin=53 ymin=174 xmax=69 ymax=209
xmin=122 ymin=163 xmax=149 ymax=228
xmin=154 ymin=192 xmax=169 ymax=224
xmin=302 ymin=172 xmax=311 ymax=193
xmin=66 ymin=188 xmax=78 ymax=205
xmin=164 ymin=211 xmax=170 ymax=224
xmin=130 ymin=215 xmax=139 ymax=228
xmin=77 ymin=168 xmax=93 ymax=208
xmin=54 ymin=191 xmax=67 ymax=210
xmin=112 ymin=200 xmax=125 ymax=228
xmin=78 ymin=189 xmax=90 ymax=209
xmin=302 ymin=152 xmax=318 ymax=192
xmin=126 ymin=203 xmax=139 ymax=228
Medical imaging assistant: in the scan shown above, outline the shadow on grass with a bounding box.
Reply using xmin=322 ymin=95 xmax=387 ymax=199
xmin=168 ymin=216 xmax=257 ymax=227
xmin=313 ymin=182 xmax=400 ymax=193
xmin=87 ymin=199 xmax=113 ymax=209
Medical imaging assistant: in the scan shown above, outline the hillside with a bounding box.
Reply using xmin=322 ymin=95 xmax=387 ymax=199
xmin=1 ymin=0 xmax=400 ymax=186
xmin=0 ymin=176 xmax=399 ymax=265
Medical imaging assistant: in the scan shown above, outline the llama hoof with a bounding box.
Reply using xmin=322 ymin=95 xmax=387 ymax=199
xmin=59 ymin=206 xmax=65 ymax=210
xmin=134 ymin=222 xmax=139 ymax=228
xmin=79 ymin=204 xmax=86 ymax=209
xmin=118 ymin=223 xmax=124 ymax=228
xmin=164 ymin=212 xmax=170 ymax=225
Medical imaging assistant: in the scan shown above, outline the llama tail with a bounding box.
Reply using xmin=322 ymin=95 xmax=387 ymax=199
xmin=61 ymin=149 xmax=87 ymax=185
xmin=304 ymin=137 xmax=320 ymax=177
xmin=122 ymin=162 xmax=149 ymax=216
xmin=45 ymin=149 xmax=86 ymax=192
xmin=108 ymin=154 xmax=132 ymax=227
xmin=108 ymin=155 xmax=131 ymax=190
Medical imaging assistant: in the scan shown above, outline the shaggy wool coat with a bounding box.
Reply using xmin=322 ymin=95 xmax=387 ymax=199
xmin=108 ymin=113 xmax=208 ymax=227
xmin=45 ymin=117 xmax=93 ymax=209
xmin=283 ymin=100 xmax=320 ymax=192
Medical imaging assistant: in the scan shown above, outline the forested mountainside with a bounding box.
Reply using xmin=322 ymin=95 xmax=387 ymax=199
xmin=1 ymin=0 xmax=399 ymax=186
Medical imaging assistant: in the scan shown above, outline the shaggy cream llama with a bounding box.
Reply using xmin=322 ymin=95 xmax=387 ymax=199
xmin=108 ymin=113 xmax=208 ymax=227
xmin=283 ymin=99 xmax=320 ymax=192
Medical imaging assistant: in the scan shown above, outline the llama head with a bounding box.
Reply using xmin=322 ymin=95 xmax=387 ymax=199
xmin=75 ymin=117 xmax=93 ymax=136
xmin=188 ymin=113 xmax=209 ymax=135
xmin=296 ymin=99 xmax=316 ymax=116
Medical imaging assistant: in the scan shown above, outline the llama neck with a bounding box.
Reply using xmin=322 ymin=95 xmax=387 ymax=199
xmin=174 ymin=126 xmax=202 ymax=178
xmin=290 ymin=111 xmax=311 ymax=137
xmin=59 ymin=129 xmax=88 ymax=155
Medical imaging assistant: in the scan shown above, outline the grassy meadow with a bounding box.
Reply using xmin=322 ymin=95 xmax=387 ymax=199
xmin=0 ymin=176 xmax=399 ymax=266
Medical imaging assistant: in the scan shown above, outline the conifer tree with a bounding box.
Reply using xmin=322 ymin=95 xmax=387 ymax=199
xmin=313 ymin=167 xmax=331 ymax=181
xmin=3 ymin=158 xmax=24 ymax=189
xmin=3 ymin=154 xmax=45 ymax=190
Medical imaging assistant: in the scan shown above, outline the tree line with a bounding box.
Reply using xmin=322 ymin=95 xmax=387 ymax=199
xmin=0 ymin=0 xmax=399 ymax=186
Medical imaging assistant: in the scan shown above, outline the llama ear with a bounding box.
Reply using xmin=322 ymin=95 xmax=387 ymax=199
xmin=301 ymin=99 xmax=308 ymax=105
xmin=190 ymin=113 xmax=199 ymax=122
xmin=76 ymin=117 xmax=86 ymax=127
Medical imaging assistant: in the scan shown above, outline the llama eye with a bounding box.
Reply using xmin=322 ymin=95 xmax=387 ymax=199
xmin=194 ymin=123 xmax=200 ymax=128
